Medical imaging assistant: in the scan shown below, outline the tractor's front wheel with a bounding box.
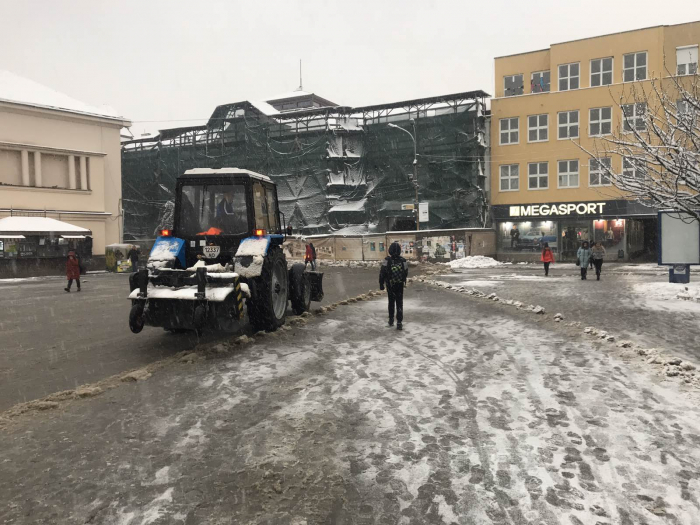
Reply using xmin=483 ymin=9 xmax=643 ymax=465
xmin=248 ymin=248 xmax=288 ymax=332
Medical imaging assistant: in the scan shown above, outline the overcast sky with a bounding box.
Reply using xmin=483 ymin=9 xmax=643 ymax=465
xmin=1 ymin=0 xmax=698 ymax=136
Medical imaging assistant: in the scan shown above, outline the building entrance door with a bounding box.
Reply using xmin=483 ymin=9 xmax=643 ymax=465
xmin=560 ymin=220 xmax=591 ymax=261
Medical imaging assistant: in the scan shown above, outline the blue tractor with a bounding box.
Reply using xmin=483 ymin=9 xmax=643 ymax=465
xmin=128 ymin=168 xmax=323 ymax=334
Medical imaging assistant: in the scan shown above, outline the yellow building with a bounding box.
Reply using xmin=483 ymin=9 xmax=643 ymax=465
xmin=490 ymin=21 xmax=700 ymax=261
xmin=0 ymin=71 xmax=130 ymax=276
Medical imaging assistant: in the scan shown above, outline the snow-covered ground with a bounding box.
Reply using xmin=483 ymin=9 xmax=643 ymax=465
xmin=633 ymin=281 xmax=700 ymax=312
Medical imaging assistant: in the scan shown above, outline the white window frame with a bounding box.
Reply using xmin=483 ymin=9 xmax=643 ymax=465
xmin=499 ymin=117 xmax=519 ymax=145
xmin=623 ymin=51 xmax=647 ymax=82
xmin=528 ymin=162 xmax=549 ymax=190
xmin=590 ymin=57 xmax=613 ymax=87
xmin=558 ymin=110 xmax=579 ymax=140
xmin=622 ymin=103 xmax=647 ymax=133
xmin=530 ymin=70 xmax=550 ymax=93
xmin=557 ymin=159 xmax=580 ymax=189
xmin=589 ymin=157 xmax=612 ymax=187
xmin=622 ymin=157 xmax=646 ymax=181
xmin=527 ymin=114 xmax=548 ymax=143
xmin=676 ymin=45 xmax=698 ymax=76
xmin=499 ymin=164 xmax=520 ymax=192
xmin=589 ymin=107 xmax=612 ymax=137
xmin=504 ymin=74 xmax=524 ymax=97
xmin=558 ymin=62 xmax=580 ymax=91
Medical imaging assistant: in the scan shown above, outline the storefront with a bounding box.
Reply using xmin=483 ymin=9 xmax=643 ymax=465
xmin=0 ymin=216 xmax=93 ymax=277
xmin=492 ymin=200 xmax=657 ymax=262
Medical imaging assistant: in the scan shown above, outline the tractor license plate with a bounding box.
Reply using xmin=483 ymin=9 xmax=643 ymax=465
xmin=203 ymin=245 xmax=221 ymax=258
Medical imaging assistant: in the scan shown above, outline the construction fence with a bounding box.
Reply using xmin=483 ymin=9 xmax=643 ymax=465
xmin=284 ymin=228 xmax=496 ymax=262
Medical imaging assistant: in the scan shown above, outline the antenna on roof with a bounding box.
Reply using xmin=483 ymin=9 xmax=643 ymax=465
xmin=297 ymin=59 xmax=303 ymax=92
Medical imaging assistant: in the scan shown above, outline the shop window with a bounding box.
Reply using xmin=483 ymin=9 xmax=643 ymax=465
xmin=500 ymin=220 xmax=558 ymax=253
xmin=623 ymin=52 xmax=647 ymax=82
xmin=504 ymin=74 xmax=524 ymax=97
xmin=531 ymin=71 xmax=550 ymax=93
xmin=558 ymin=63 xmax=580 ymax=91
xmin=370 ymin=242 xmax=376 ymax=251
xmin=593 ymin=219 xmax=626 ymax=258
xmin=558 ymin=110 xmax=579 ymax=139
xmin=622 ymin=103 xmax=646 ymax=132
xmin=500 ymin=117 xmax=519 ymax=145
xmin=591 ymin=57 xmax=613 ymax=87
xmin=589 ymin=157 xmax=612 ymax=187
xmin=500 ymin=164 xmax=519 ymax=191
xmin=528 ymin=114 xmax=548 ymax=142
xmin=558 ymin=159 xmax=579 ymax=188
xmin=379 ymin=242 xmax=385 ymax=252
xmin=528 ymin=162 xmax=549 ymax=189
xmin=677 ymin=46 xmax=698 ymax=76
xmin=589 ymin=107 xmax=612 ymax=136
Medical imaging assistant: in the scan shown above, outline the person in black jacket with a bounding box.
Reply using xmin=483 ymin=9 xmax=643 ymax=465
xmin=379 ymin=242 xmax=409 ymax=330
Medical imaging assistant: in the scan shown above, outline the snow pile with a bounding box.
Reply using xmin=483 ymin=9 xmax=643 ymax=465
xmin=447 ymin=256 xmax=504 ymax=270
xmin=149 ymin=238 xmax=182 ymax=261
xmin=236 ymin=237 xmax=270 ymax=257
xmin=633 ymin=281 xmax=700 ymax=303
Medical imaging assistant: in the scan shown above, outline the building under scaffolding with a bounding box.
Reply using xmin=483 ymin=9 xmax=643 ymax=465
xmin=121 ymin=89 xmax=490 ymax=239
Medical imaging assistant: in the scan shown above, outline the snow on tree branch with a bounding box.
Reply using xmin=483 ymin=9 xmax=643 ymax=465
xmin=577 ymin=67 xmax=700 ymax=222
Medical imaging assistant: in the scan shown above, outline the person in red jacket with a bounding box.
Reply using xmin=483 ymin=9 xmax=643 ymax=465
xmin=65 ymin=250 xmax=81 ymax=292
xmin=304 ymin=243 xmax=317 ymax=271
xmin=540 ymin=242 xmax=555 ymax=276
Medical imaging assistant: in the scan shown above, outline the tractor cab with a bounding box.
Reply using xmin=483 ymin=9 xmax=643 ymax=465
xmin=168 ymin=168 xmax=282 ymax=269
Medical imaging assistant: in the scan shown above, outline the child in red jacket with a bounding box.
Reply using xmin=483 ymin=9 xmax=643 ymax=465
xmin=540 ymin=242 xmax=555 ymax=276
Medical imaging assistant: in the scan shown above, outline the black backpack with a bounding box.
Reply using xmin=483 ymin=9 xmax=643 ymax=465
xmin=389 ymin=259 xmax=404 ymax=286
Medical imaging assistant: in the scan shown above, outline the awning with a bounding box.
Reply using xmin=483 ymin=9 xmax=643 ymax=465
xmin=61 ymin=235 xmax=86 ymax=239
xmin=0 ymin=234 xmax=25 ymax=239
xmin=0 ymin=216 xmax=92 ymax=236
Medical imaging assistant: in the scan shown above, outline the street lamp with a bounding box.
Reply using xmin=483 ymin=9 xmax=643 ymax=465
xmin=388 ymin=120 xmax=420 ymax=231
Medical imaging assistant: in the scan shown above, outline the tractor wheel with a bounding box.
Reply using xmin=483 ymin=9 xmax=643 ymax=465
xmin=193 ymin=304 xmax=207 ymax=335
xmin=289 ymin=263 xmax=311 ymax=315
xmin=248 ymin=247 xmax=288 ymax=332
xmin=129 ymin=304 xmax=145 ymax=334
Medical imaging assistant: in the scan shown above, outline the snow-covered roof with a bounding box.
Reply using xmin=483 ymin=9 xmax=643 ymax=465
xmin=265 ymin=90 xmax=313 ymax=102
xmin=328 ymin=199 xmax=367 ymax=213
xmin=0 ymin=216 xmax=92 ymax=235
xmin=248 ymin=99 xmax=280 ymax=117
xmin=0 ymin=70 xmax=127 ymax=122
xmin=182 ymin=168 xmax=272 ymax=183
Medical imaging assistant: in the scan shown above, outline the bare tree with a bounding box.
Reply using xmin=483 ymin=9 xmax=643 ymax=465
xmin=578 ymin=67 xmax=700 ymax=222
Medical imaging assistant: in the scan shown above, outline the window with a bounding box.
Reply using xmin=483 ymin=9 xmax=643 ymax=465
xmin=528 ymin=114 xmax=548 ymax=142
xmin=623 ymin=157 xmax=646 ymax=180
xmin=500 ymin=117 xmax=519 ymax=145
xmin=622 ymin=103 xmax=646 ymax=132
xmin=623 ymin=52 xmax=647 ymax=82
xmin=558 ymin=110 xmax=579 ymax=139
xmin=589 ymin=107 xmax=612 ymax=136
xmin=253 ymin=182 xmax=271 ymax=231
xmin=558 ymin=160 xmax=579 ymax=188
xmin=369 ymin=242 xmax=376 ymax=251
xmin=178 ymin=183 xmax=249 ymax=236
xmin=676 ymin=45 xmax=698 ymax=76
xmin=558 ymin=63 xmax=580 ymax=91
xmin=591 ymin=57 xmax=613 ymax=87
xmin=531 ymin=71 xmax=550 ymax=93
xmin=500 ymin=164 xmax=519 ymax=191
xmin=528 ymin=162 xmax=548 ymax=189
xmin=504 ymin=74 xmax=524 ymax=96
xmin=589 ymin=158 xmax=612 ymax=187
xmin=677 ymin=99 xmax=690 ymax=114
xmin=379 ymin=242 xmax=385 ymax=252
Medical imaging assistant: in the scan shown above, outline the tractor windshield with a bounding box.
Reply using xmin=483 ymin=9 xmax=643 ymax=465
xmin=178 ymin=184 xmax=249 ymax=237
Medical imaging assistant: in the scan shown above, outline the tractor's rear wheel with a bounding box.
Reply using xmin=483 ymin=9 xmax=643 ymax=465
xmin=248 ymin=248 xmax=288 ymax=332
xmin=129 ymin=304 xmax=145 ymax=334
xmin=289 ymin=263 xmax=311 ymax=315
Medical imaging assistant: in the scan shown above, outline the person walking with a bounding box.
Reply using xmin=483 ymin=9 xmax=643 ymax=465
xmin=65 ymin=250 xmax=81 ymax=292
xmin=510 ymin=225 xmax=520 ymax=249
xmin=591 ymin=241 xmax=606 ymax=280
xmin=576 ymin=241 xmax=592 ymax=280
xmin=127 ymin=246 xmax=140 ymax=272
xmin=379 ymin=242 xmax=409 ymax=330
xmin=540 ymin=242 xmax=555 ymax=276
xmin=304 ymin=243 xmax=317 ymax=270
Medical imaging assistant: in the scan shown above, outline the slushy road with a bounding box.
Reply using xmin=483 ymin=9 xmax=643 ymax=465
xmin=1 ymin=282 xmax=698 ymax=524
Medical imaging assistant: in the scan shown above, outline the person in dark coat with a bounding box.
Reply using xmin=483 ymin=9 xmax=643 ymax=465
xmin=379 ymin=242 xmax=409 ymax=330
xmin=127 ymin=246 xmax=140 ymax=271
xmin=65 ymin=250 xmax=81 ymax=292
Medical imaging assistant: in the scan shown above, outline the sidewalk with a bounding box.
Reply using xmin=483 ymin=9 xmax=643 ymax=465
xmin=436 ymin=264 xmax=700 ymax=366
